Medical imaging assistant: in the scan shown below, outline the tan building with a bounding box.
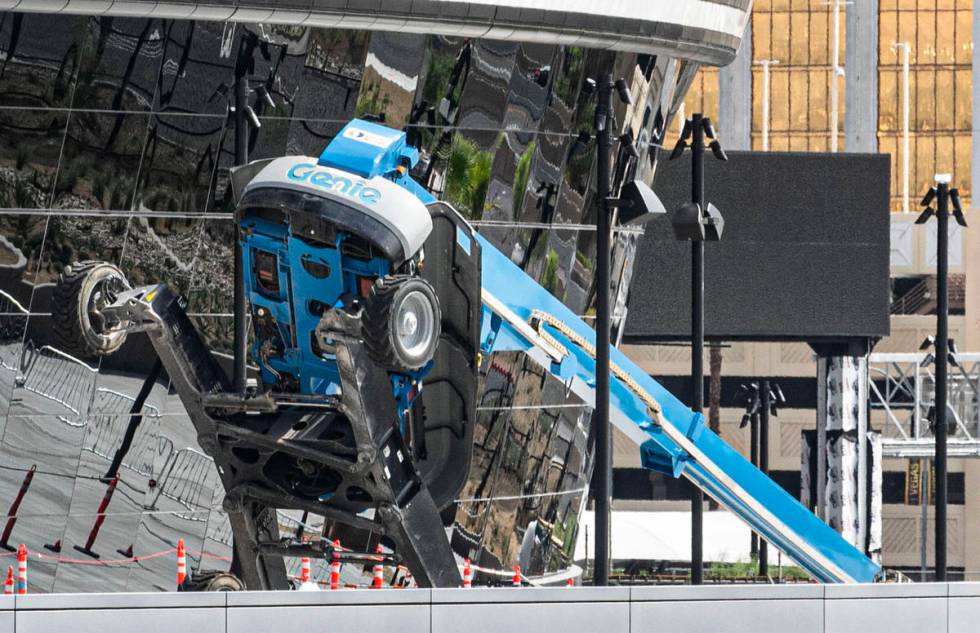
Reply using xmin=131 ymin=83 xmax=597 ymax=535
xmin=619 ymin=0 xmax=980 ymax=580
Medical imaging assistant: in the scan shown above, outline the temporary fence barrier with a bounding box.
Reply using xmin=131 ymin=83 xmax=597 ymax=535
xmin=17 ymin=343 xmax=98 ymax=426
xmin=0 ymin=465 xmax=35 ymax=550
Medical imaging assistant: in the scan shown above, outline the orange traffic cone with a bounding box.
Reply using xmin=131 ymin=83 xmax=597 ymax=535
xmin=371 ymin=544 xmax=384 ymax=589
xmin=511 ymin=565 xmax=521 ymax=587
xmin=297 ymin=556 xmax=319 ymax=591
xmin=330 ymin=539 xmax=341 ymax=590
xmin=300 ymin=557 xmax=311 ymax=584
xmin=176 ymin=538 xmax=186 ymax=589
xmin=16 ymin=544 xmax=26 ymax=594
xmin=462 ymin=559 xmax=472 ymax=588
xmin=3 ymin=565 xmax=12 ymax=595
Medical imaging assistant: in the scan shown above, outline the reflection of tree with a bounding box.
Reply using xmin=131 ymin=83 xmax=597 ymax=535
xmin=444 ymin=135 xmax=494 ymax=220
xmin=511 ymin=141 xmax=535 ymax=215
xmin=354 ymin=79 xmax=391 ymax=119
xmin=541 ymin=249 xmax=561 ymax=298
xmin=552 ymin=47 xmax=584 ymax=107
xmin=565 ymin=103 xmax=595 ymax=196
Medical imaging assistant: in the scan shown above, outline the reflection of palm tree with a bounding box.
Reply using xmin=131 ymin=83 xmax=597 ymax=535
xmin=104 ymin=19 xmax=153 ymax=149
xmin=444 ymin=136 xmax=493 ymax=220
xmin=0 ymin=13 xmax=22 ymax=81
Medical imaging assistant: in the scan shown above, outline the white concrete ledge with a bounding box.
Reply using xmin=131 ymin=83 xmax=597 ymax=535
xmin=1 ymin=583 xmax=978 ymax=633
xmin=4 ymin=0 xmax=751 ymax=64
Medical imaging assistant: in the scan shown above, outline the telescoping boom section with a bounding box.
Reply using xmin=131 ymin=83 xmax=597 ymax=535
xmin=474 ymin=236 xmax=882 ymax=584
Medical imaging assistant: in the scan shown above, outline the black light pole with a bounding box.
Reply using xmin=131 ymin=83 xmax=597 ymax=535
xmin=759 ymin=379 xmax=771 ymax=576
xmin=585 ymin=73 xmax=652 ymax=586
xmin=934 ymin=186 xmax=948 ymax=583
xmin=689 ymin=114 xmax=706 ymax=585
xmin=739 ymin=383 xmax=761 ymax=558
xmin=669 ymin=113 xmax=726 ymax=585
xmin=915 ymin=177 xmax=966 ymax=582
xmin=232 ymin=38 xmax=251 ymax=395
xmin=592 ymin=72 xmax=614 ymax=588
xmin=230 ymin=34 xmax=275 ymax=395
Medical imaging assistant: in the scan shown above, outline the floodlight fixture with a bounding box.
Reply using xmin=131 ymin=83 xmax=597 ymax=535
xmin=669 ymin=120 xmax=693 ymax=160
xmin=709 ymin=140 xmax=728 ymax=161
xmin=926 ymin=404 xmax=958 ymax=436
xmin=610 ymin=180 xmax=667 ymax=225
xmin=703 ymin=117 xmax=717 ymax=140
xmin=915 ymin=207 xmax=935 ymax=224
xmin=256 ymin=85 xmax=276 ymax=109
xmin=244 ymin=105 xmax=261 ymax=129
xmin=950 ymin=188 xmax=968 ymax=227
xmin=615 ymin=78 xmax=633 ymax=105
xmin=619 ymin=132 xmax=640 ymax=160
xmin=670 ymin=202 xmax=705 ymax=241
xmin=950 ymin=188 xmax=963 ymax=213
xmin=768 ymin=382 xmax=786 ymax=417
xmin=703 ymin=203 xmax=725 ymax=241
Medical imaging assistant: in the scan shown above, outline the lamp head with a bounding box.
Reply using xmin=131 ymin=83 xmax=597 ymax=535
xmin=703 ymin=202 xmax=725 ymax=241
xmin=615 ymin=180 xmax=667 ymax=225
xmin=670 ymin=202 xmax=705 ymax=241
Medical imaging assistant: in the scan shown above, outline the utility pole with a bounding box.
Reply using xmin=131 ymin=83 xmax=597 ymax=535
xmin=934 ymin=181 xmax=948 ymax=581
xmin=759 ymin=379 xmax=771 ymax=577
xmin=230 ymin=32 xmax=275 ymax=395
xmin=592 ymin=72 xmax=613 ymax=588
xmin=896 ymin=42 xmax=911 ymax=213
xmin=690 ymin=113 xmax=706 ymax=585
xmin=669 ymin=113 xmax=727 ymax=585
xmin=821 ymin=0 xmax=851 ymax=152
xmin=232 ymin=35 xmax=252 ymax=395
xmin=589 ymin=73 xmax=637 ymax=586
xmin=753 ymin=60 xmax=779 ymax=151
xmin=749 ymin=386 xmax=760 ymax=557
xmin=915 ymin=175 xmax=967 ymax=581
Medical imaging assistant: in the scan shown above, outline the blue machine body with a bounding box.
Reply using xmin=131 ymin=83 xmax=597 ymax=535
xmin=239 ymin=119 xmax=428 ymax=416
xmin=239 ymin=119 xmax=881 ymax=584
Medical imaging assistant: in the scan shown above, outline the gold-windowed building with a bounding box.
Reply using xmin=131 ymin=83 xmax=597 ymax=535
xmin=621 ymin=0 xmax=980 ymax=581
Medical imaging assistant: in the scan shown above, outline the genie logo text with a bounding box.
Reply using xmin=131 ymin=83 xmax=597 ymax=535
xmin=286 ymin=163 xmax=381 ymax=205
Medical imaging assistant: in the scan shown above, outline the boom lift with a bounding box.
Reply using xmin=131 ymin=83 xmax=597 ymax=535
xmin=53 ymin=119 xmax=881 ymax=588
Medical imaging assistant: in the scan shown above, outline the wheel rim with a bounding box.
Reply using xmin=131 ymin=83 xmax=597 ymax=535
xmin=79 ymin=268 xmax=130 ymax=352
xmin=394 ymin=290 xmax=436 ymax=361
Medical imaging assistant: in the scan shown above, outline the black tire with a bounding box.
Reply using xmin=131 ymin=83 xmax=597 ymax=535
xmin=362 ymin=275 xmax=441 ymax=373
xmin=203 ymin=572 xmax=246 ymax=592
xmin=51 ymin=261 xmax=130 ymax=359
xmin=179 ymin=570 xmax=246 ymax=592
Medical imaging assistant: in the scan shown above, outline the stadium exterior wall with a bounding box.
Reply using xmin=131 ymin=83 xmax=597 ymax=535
xmin=0 ymin=584 xmax=978 ymax=633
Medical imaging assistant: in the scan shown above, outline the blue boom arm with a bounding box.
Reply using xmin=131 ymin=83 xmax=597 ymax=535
xmin=473 ymin=233 xmax=881 ymax=584
xmin=293 ymin=118 xmax=880 ymax=584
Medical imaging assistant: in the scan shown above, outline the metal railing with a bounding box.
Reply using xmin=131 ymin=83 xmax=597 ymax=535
xmin=84 ymin=387 xmax=163 ymax=477
xmin=0 ymin=289 xmax=28 ymax=371
xmin=16 ymin=342 xmax=98 ymax=425
xmin=869 ymin=352 xmax=980 ymax=457
xmin=146 ymin=447 xmax=221 ymax=521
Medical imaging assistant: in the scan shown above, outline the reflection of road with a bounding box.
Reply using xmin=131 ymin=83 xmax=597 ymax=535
xmin=0 ymin=342 xmax=227 ymax=592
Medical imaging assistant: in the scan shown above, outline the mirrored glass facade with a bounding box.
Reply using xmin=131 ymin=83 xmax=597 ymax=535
xmin=0 ymin=13 xmax=698 ymax=591
xmin=681 ymin=1 xmax=973 ymax=212
xmin=878 ymin=0 xmax=973 ymax=210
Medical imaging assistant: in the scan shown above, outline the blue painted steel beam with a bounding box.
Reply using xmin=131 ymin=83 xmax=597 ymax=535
xmin=476 ymin=233 xmax=881 ymax=584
